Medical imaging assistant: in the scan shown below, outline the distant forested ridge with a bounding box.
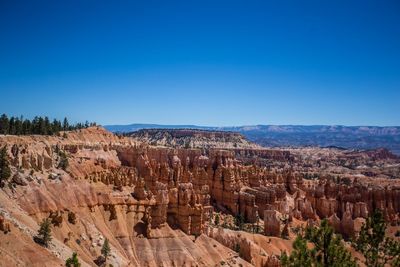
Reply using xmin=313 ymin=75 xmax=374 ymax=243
xmin=0 ymin=114 xmax=96 ymax=135
xmin=105 ymin=124 xmax=400 ymax=155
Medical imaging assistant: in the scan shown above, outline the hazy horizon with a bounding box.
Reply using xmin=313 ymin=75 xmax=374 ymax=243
xmin=104 ymin=122 xmax=400 ymax=128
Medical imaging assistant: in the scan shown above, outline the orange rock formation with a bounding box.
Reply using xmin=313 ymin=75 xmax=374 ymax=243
xmin=0 ymin=127 xmax=399 ymax=266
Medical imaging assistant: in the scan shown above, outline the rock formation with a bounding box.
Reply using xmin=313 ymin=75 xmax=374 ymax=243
xmin=0 ymin=127 xmax=399 ymax=266
xmin=264 ymin=209 xmax=281 ymax=237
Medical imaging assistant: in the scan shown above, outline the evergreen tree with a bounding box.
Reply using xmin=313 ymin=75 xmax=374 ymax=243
xmin=52 ymin=119 xmax=62 ymax=133
xmin=214 ymin=213 xmax=220 ymax=225
xmin=9 ymin=117 xmax=16 ymax=135
xmin=281 ymin=219 xmax=357 ymax=267
xmin=63 ymin=117 xmax=69 ymax=131
xmin=353 ymin=210 xmax=400 ymax=267
xmin=22 ymin=119 xmax=31 ymax=134
xmin=44 ymin=116 xmax=51 ymax=135
xmin=38 ymin=117 xmax=46 ymax=135
xmin=65 ymin=252 xmax=81 ymax=267
xmin=58 ymin=150 xmax=69 ymax=170
xmin=281 ymin=235 xmax=314 ymax=267
xmin=0 ymin=114 xmax=9 ymax=134
xmin=235 ymin=213 xmax=245 ymax=230
xmin=101 ymin=238 xmax=111 ymax=261
xmin=32 ymin=116 xmax=40 ymax=134
xmin=14 ymin=116 xmax=23 ymax=135
xmin=305 ymin=220 xmax=356 ymax=267
xmin=0 ymin=145 xmax=11 ymax=187
xmin=35 ymin=218 xmax=52 ymax=247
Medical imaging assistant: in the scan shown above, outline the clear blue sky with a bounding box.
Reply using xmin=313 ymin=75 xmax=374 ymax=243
xmin=0 ymin=0 xmax=399 ymax=126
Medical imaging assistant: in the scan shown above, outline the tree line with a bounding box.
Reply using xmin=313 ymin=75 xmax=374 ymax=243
xmin=0 ymin=114 xmax=96 ymax=136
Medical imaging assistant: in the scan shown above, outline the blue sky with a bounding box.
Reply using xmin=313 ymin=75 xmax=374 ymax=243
xmin=0 ymin=0 xmax=399 ymax=126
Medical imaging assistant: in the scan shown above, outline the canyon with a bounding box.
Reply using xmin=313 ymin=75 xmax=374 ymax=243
xmin=0 ymin=127 xmax=399 ymax=266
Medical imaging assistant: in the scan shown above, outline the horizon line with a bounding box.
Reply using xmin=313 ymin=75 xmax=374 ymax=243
xmin=103 ymin=123 xmax=400 ymax=128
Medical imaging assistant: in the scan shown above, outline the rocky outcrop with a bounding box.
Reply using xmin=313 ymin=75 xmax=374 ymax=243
xmin=264 ymin=210 xmax=281 ymax=237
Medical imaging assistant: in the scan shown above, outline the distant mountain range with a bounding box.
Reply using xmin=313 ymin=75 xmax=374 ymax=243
xmin=104 ymin=124 xmax=400 ymax=155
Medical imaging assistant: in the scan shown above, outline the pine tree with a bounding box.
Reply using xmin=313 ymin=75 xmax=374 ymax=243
xmin=65 ymin=252 xmax=81 ymax=267
xmin=9 ymin=117 xmax=16 ymax=135
xmin=235 ymin=213 xmax=245 ymax=230
xmin=58 ymin=150 xmax=69 ymax=170
xmin=0 ymin=114 xmax=9 ymax=134
xmin=214 ymin=213 xmax=220 ymax=225
xmin=63 ymin=117 xmax=69 ymax=131
xmin=38 ymin=117 xmax=46 ymax=135
xmin=35 ymin=218 xmax=52 ymax=247
xmin=305 ymin=220 xmax=356 ymax=267
xmin=101 ymin=238 xmax=111 ymax=261
xmin=52 ymin=119 xmax=62 ymax=133
xmin=353 ymin=210 xmax=400 ymax=267
xmin=15 ymin=116 xmax=23 ymax=135
xmin=0 ymin=145 xmax=11 ymax=187
xmin=281 ymin=235 xmax=314 ymax=267
xmin=44 ymin=116 xmax=51 ymax=135
xmin=281 ymin=219 xmax=357 ymax=267
xmin=22 ymin=119 xmax=31 ymax=134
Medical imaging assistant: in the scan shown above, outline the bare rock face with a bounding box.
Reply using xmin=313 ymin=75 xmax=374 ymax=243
xmin=133 ymin=177 xmax=148 ymax=200
xmin=315 ymin=197 xmax=337 ymax=218
xmin=150 ymin=182 xmax=169 ymax=229
xmin=353 ymin=202 xmax=368 ymax=219
xmin=295 ymin=197 xmax=316 ymax=220
xmin=340 ymin=203 xmax=355 ymax=238
xmin=264 ymin=210 xmax=281 ymax=237
xmin=239 ymin=191 xmax=258 ymax=223
xmin=207 ymin=227 xmax=279 ymax=267
xmin=327 ymin=213 xmax=341 ymax=233
xmin=168 ymin=182 xmax=203 ymax=235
